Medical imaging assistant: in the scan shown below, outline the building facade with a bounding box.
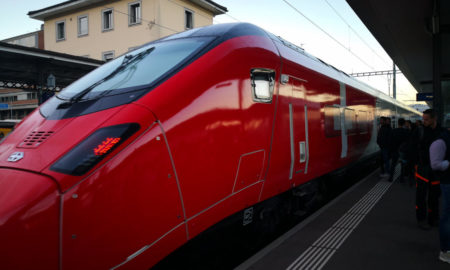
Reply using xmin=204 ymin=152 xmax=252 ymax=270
xmin=28 ymin=0 xmax=227 ymax=61
xmin=0 ymin=88 xmax=38 ymax=120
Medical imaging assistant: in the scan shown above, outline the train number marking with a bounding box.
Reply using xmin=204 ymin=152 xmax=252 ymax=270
xmin=243 ymin=207 xmax=254 ymax=226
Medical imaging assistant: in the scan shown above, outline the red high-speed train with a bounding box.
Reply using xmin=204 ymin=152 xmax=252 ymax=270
xmin=0 ymin=23 xmax=419 ymax=269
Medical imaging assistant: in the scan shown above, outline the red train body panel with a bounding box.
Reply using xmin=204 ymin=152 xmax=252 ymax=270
xmin=0 ymin=23 xmax=419 ymax=269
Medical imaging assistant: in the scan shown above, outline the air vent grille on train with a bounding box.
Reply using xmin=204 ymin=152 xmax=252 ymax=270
xmin=18 ymin=131 xmax=54 ymax=148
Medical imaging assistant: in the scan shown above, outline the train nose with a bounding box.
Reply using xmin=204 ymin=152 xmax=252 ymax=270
xmin=0 ymin=169 xmax=60 ymax=269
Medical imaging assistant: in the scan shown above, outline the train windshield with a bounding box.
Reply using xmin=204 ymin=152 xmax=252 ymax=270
xmin=58 ymin=37 xmax=213 ymax=101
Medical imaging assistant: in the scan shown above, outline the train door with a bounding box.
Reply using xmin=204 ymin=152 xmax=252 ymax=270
xmin=288 ymin=76 xmax=309 ymax=185
xmin=61 ymin=123 xmax=187 ymax=269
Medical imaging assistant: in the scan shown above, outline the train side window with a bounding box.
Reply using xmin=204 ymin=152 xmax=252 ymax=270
xmin=358 ymin=110 xmax=368 ymax=134
xmin=345 ymin=108 xmax=357 ymax=135
xmin=251 ymin=68 xmax=275 ymax=103
xmin=324 ymin=105 xmax=341 ymax=137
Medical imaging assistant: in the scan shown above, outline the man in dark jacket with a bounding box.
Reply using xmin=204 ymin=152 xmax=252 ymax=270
xmin=412 ymin=109 xmax=442 ymax=229
xmin=377 ymin=117 xmax=392 ymax=178
xmin=389 ymin=118 xmax=410 ymax=182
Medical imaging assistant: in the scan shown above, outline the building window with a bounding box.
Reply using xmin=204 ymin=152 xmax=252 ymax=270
xmin=78 ymin=15 xmax=89 ymax=36
xmin=2 ymin=96 xmax=18 ymax=102
xmin=185 ymin=9 xmax=193 ymax=29
xmin=56 ymin=20 xmax=65 ymax=41
xmin=102 ymin=8 xmax=114 ymax=31
xmin=128 ymin=1 xmax=141 ymax=25
xmin=102 ymin=51 xmax=115 ymax=62
xmin=27 ymin=93 xmax=37 ymax=100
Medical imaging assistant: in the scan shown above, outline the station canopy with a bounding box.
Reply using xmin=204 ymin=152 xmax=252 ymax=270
xmin=0 ymin=41 xmax=103 ymax=91
xmin=346 ymin=0 xmax=450 ymax=96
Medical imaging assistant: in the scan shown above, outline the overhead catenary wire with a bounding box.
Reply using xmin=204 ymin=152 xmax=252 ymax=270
xmin=323 ymin=0 xmax=390 ymax=67
xmin=165 ymin=0 xmax=241 ymax=23
xmin=222 ymin=13 xmax=241 ymax=22
xmin=321 ymin=2 xmax=412 ymax=100
xmin=167 ymin=0 xmax=218 ymax=21
xmin=111 ymin=1 xmax=239 ymax=34
xmin=281 ymin=0 xmax=376 ymax=71
xmin=108 ymin=0 xmax=373 ymax=72
xmin=109 ymin=6 xmax=179 ymax=33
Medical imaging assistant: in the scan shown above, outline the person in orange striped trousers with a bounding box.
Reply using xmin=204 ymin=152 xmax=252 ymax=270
xmin=411 ymin=109 xmax=442 ymax=230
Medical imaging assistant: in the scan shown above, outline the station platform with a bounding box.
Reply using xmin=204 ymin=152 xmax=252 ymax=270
xmin=235 ymin=168 xmax=448 ymax=270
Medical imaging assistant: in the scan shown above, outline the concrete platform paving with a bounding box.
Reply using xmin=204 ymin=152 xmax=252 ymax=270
xmin=236 ymin=168 xmax=448 ymax=270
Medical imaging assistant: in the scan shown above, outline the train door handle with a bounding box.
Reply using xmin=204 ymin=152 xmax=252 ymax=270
xmin=299 ymin=141 xmax=306 ymax=163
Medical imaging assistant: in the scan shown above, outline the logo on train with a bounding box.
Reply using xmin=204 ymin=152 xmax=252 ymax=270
xmin=7 ymin=152 xmax=24 ymax=162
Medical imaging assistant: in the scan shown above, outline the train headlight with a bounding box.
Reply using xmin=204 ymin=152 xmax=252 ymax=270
xmin=50 ymin=123 xmax=140 ymax=176
xmin=251 ymin=68 xmax=275 ymax=103
xmin=254 ymin=80 xmax=271 ymax=99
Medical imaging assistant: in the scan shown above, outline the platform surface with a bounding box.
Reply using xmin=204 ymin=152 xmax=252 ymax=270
xmin=236 ymin=169 xmax=448 ymax=270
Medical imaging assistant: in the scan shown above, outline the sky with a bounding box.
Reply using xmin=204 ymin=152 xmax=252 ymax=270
xmin=0 ymin=0 xmax=422 ymax=106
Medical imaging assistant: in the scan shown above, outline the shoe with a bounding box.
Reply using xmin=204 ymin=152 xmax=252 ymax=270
xmin=418 ymin=220 xmax=431 ymax=230
xmin=399 ymin=176 xmax=405 ymax=183
xmin=439 ymin=251 xmax=450 ymax=264
xmin=429 ymin=219 xmax=440 ymax=227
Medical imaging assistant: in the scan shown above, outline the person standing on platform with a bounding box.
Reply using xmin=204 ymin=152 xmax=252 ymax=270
xmin=377 ymin=116 xmax=392 ymax=179
xmin=377 ymin=117 xmax=387 ymax=175
xmin=389 ymin=118 xmax=410 ymax=182
xmin=429 ymin=128 xmax=450 ymax=263
xmin=405 ymin=120 xmax=412 ymax=130
xmin=412 ymin=109 xmax=441 ymax=230
xmin=413 ymin=120 xmax=423 ymax=131
xmin=386 ymin=117 xmax=392 ymax=128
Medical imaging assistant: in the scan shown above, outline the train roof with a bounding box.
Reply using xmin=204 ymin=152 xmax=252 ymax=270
xmin=160 ymin=22 xmax=268 ymax=43
xmin=265 ymin=32 xmax=421 ymax=115
xmin=155 ymin=23 xmax=421 ymax=115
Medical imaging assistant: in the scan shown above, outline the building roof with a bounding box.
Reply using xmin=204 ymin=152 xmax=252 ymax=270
xmin=28 ymin=0 xmax=227 ymax=20
xmin=1 ymin=30 xmax=42 ymax=43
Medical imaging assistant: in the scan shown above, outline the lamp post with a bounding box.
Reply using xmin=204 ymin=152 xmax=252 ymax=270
xmin=9 ymin=98 xmax=12 ymax=119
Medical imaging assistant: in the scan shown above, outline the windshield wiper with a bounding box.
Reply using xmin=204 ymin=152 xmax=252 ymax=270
xmin=58 ymin=47 xmax=154 ymax=108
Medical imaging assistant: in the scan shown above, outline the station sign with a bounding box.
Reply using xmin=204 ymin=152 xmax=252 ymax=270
xmin=0 ymin=103 xmax=8 ymax=109
xmin=416 ymin=92 xmax=433 ymax=101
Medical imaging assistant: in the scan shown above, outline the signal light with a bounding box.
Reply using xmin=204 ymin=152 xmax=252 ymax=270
xmin=51 ymin=123 xmax=140 ymax=176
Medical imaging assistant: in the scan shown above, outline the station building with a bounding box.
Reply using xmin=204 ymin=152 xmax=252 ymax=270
xmin=27 ymin=0 xmax=227 ymax=61
xmin=0 ymin=0 xmax=227 ymax=120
